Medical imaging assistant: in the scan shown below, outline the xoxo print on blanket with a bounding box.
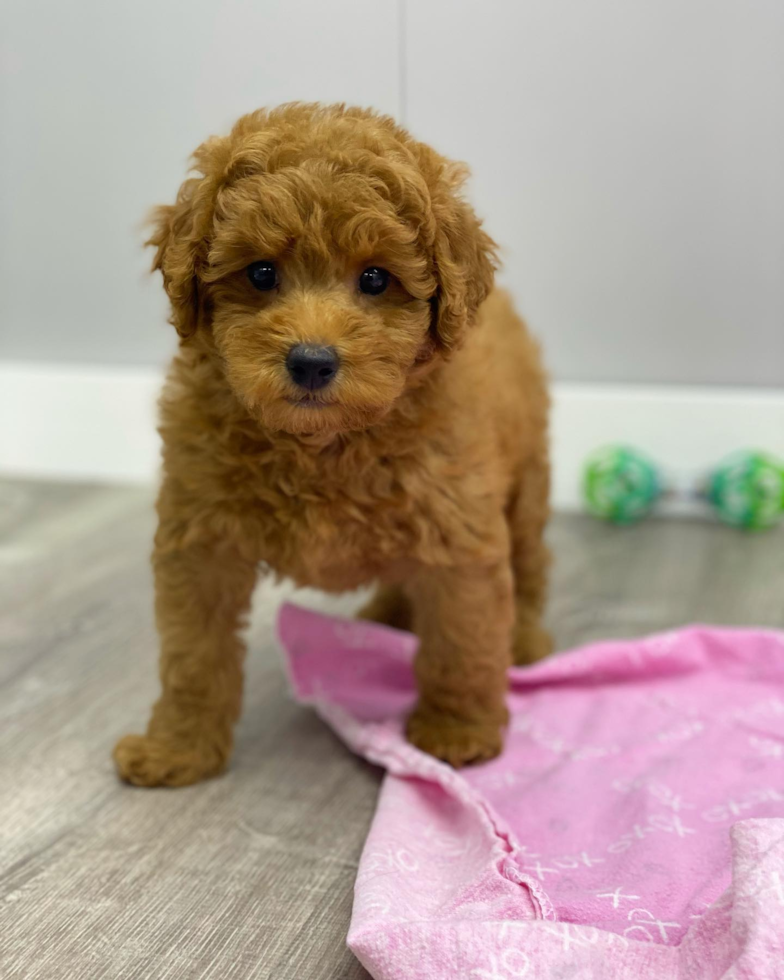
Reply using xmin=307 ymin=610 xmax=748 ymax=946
xmin=278 ymin=605 xmax=784 ymax=979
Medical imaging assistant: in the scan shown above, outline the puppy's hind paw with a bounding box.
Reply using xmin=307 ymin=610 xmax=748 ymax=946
xmin=512 ymin=620 xmax=553 ymax=666
xmin=113 ymin=733 xmax=228 ymax=788
xmin=406 ymin=707 xmax=504 ymax=768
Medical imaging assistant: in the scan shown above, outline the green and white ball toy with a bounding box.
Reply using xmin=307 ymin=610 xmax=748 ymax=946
xmin=582 ymin=445 xmax=663 ymax=525
xmin=705 ymin=451 xmax=784 ymax=530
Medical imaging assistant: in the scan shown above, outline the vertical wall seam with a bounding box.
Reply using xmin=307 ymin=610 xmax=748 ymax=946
xmin=398 ymin=0 xmax=407 ymax=124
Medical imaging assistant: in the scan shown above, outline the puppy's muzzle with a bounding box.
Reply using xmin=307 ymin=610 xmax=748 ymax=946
xmin=286 ymin=344 xmax=340 ymax=392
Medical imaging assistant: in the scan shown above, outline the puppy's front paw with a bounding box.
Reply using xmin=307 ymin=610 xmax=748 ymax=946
xmin=113 ymin=733 xmax=228 ymax=788
xmin=406 ymin=707 xmax=504 ymax=768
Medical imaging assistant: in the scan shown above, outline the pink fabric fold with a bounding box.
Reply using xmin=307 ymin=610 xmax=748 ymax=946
xmin=277 ymin=605 xmax=784 ymax=979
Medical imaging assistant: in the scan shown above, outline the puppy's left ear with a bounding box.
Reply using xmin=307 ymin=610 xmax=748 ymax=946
xmin=430 ymin=165 xmax=498 ymax=354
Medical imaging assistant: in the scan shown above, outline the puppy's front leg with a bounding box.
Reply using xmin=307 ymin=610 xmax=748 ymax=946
xmin=114 ymin=527 xmax=257 ymax=787
xmin=406 ymin=558 xmax=514 ymax=767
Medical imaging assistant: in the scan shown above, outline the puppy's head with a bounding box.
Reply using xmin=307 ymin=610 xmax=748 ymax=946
xmin=149 ymin=103 xmax=496 ymax=435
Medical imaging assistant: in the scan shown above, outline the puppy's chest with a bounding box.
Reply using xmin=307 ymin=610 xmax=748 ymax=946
xmin=243 ymin=457 xmax=448 ymax=589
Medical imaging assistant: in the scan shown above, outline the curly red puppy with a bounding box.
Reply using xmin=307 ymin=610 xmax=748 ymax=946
xmin=113 ymin=103 xmax=551 ymax=787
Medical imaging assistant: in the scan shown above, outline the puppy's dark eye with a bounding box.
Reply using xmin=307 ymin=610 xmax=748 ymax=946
xmin=247 ymin=260 xmax=278 ymax=291
xmin=359 ymin=267 xmax=389 ymax=296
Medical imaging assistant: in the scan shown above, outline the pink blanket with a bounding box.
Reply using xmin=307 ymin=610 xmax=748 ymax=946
xmin=278 ymin=605 xmax=784 ymax=979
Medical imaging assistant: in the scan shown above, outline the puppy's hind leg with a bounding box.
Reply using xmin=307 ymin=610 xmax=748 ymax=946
xmin=357 ymin=584 xmax=413 ymax=632
xmin=509 ymin=452 xmax=553 ymax=665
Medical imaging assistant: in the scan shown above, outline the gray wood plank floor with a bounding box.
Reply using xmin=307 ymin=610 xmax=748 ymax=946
xmin=1 ymin=478 xmax=782 ymax=980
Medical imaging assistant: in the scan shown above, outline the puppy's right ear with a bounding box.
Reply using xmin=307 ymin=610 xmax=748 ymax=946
xmin=147 ymin=176 xmax=215 ymax=339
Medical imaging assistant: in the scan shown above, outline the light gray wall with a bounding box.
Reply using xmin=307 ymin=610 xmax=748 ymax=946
xmin=2 ymin=0 xmax=782 ymax=386
xmin=407 ymin=0 xmax=784 ymax=387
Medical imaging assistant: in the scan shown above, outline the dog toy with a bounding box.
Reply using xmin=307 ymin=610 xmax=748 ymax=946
xmin=582 ymin=446 xmax=784 ymax=529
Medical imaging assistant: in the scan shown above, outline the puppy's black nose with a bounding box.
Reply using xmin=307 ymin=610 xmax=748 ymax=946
xmin=286 ymin=344 xmax=339 ymax=391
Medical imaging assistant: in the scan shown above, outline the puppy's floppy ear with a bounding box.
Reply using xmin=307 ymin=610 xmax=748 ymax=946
xmin=429 ymin=164 xmax=498 ymax=354
xmin=147 ymin=175 xmax=216 ymax=339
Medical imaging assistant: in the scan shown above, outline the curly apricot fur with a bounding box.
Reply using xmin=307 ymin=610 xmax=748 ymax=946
xmin=113 ymin=103 xmax=550 ymax=786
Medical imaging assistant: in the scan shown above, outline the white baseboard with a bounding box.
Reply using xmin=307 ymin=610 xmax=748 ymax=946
xmin=2 ymin=361 xmax=783 ymax=512
xmin=0 ymin=362 xmax=162 ymax=485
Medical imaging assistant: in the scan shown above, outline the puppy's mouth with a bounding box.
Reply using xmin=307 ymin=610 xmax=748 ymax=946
xmin=285 ymin=396 xmax=337 ymax=410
